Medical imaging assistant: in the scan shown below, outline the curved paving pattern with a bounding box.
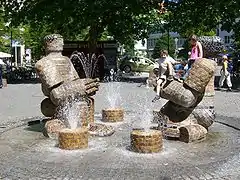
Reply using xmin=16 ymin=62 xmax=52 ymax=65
xmin=0 ymin=82 xmax=240 ymax=179
xmin=0 ymin=113 xmax=239 ymax=180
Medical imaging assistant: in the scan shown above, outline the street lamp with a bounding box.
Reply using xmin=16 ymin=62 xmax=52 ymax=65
xmin=174 ymin=37 xmax=178 ymax=58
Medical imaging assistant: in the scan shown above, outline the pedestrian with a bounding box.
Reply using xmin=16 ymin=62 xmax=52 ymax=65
xmin=218 ymin=55 xmax=232 ymax=91
xmin=152 ymin=50 xmax=175 ymax=102
xmin=0 ymin=59 xmax=5 ymax=88
xmin=182 ymin=34 xmax=203 ymax=80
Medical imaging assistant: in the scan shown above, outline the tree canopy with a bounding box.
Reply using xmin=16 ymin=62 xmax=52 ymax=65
xmin=168 ymin=0 xmax=240 ymax=40
xmin=2 ymin=0 xmax=240 ymax=59
xmin=4 ymin=0 xmax=162 ymax=49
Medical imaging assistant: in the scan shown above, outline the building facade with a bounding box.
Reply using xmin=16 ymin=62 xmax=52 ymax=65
xmin=216 ymin=26 xmax=234 ymax=49
xmin=146 ymin=32 xmax=186 ymax=57
xmin=145 ymin=27 xmax=234 ymax=57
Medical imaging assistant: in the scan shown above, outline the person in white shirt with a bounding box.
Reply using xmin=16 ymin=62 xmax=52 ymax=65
xmin=152 ymin=50 xmax=176 ymax=102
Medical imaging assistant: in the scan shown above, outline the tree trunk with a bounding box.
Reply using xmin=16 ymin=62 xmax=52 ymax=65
xmin=88 ymin=24 xmax=104 ymax=53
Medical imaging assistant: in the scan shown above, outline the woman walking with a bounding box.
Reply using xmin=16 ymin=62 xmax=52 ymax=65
xmin=219 ymin=55 xmax=232 ymax=91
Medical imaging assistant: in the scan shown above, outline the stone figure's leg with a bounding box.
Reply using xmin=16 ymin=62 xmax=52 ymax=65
xmin=184 ymin=59 xmax=216 ymax=93
xmin=160 ymin=80 xmax=198 ymax=107
xmin=41 ymin=98 xmax=57 ymax=117
xmin=160 ymin=93 xmax=204 ymax=123
xmin=192 ymin=96 xmax=215 ymax=130
xmin=41 ymin=83 xmax=50 ymax=97
xmin=159 ymin=59 xmax=216 ymax=123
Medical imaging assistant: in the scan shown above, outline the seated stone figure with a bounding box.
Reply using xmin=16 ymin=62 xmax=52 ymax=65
xmin=158 ymin=58 xmax=216 ymax=123
xmin=36 ymin=34 xmax=99 ymax=117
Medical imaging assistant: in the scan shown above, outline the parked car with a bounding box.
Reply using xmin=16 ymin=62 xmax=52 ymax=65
xmin=119 ymin=56 xmax=157 ymax=73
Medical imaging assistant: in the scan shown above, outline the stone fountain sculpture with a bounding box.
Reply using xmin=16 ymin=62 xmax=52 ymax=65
xmin=36 ymin=34 xmax=100 ymax=147
xmin=36 ymin=34 xmax=99 ymax=108
xmin=156 ymin=58 xmax=217 ymax=142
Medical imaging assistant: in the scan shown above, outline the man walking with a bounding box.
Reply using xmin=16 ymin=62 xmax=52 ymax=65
xmin=219 ymin=55 xmax=232 ymax=91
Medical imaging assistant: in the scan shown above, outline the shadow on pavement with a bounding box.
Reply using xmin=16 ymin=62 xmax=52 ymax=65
xmin=24 ymin=123 xmax=43 ymax=133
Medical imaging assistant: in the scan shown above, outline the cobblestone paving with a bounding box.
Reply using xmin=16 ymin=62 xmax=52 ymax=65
xmin=0 ymin=82 xmax=240 ymax=179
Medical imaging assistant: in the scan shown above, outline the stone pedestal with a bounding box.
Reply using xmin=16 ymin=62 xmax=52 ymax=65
xmin=58 ymin=128 xmax=88 ymax=150
xmin=102 ymin=108 xmax=124 ymax=122
xmin=204 ymin=76 xmax=215 ymax=97
xmin=179 ymin=124 xmax=207 ymax=143
xmin=88 ymin=123 xmax=115 ymax=137
xmin=131 ymin=130 xmax=162 ymax=153
xmin=44 ymin=119 xmax=66 ymax=139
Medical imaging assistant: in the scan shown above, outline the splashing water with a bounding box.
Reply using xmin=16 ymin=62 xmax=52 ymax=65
xmin=70 ymin=51 xmax=104 ymax=78
xmin=134 ymin=91 xmax=154 ymax=131
xmin=104 ymin=82 xmax=122 ymax=109
xmin=56 ymin=97 xmax=88 ymax=129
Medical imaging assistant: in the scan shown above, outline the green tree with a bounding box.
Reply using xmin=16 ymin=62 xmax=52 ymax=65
xmin=152 ymin=34 xmax=175 ymax=59
xmin=4 ymin=0 xmax=161 ymax=52
xmin=168 ymin=0 xmax=240 ymax=42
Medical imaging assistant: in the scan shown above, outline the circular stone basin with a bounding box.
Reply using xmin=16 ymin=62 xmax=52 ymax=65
xmin=58 ymin=128 xmax=88 ymax=150
xmin=102 ymin=108 xmax=124 ymax=122
xmin=130 ymin=129 xmax=163 ymax=153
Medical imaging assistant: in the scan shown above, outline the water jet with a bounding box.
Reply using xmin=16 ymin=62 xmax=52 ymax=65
xmin=101 ymin=82 xmax=124 ymax=123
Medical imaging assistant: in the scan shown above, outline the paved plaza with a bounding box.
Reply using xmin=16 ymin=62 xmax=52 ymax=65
xmin=0 ymin=80 xmax=240 ymax=179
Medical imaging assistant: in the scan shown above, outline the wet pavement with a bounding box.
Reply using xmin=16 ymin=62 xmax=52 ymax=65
xmin=0 ymin=82 xmax=240 ymax=179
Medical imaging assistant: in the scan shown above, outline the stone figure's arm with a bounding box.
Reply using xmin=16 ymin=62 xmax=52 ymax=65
xmin=50 ymin=78 xmax=99 ymax=106
xmin=35 ymin=59 xmax=63 ymax=89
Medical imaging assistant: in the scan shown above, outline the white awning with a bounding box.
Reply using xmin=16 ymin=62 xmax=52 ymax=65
xmin=0 ymin=52 xmax=12 ymax=58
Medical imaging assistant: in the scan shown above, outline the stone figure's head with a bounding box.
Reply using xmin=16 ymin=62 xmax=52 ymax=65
xmin=44 ymin=34 xmax=64 ymax=53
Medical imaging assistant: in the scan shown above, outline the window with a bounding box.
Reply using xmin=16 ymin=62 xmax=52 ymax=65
xmin=224 ymin=36 xmax=230 ymax=44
